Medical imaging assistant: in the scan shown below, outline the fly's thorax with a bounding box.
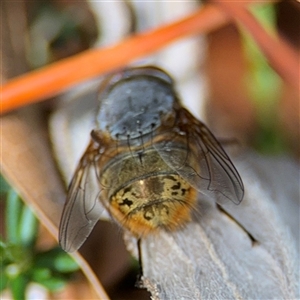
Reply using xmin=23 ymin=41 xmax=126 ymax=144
xmin=96 ymin=77 xmax=177 ymax=140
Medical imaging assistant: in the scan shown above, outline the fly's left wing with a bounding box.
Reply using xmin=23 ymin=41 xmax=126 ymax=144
xmin=59 ymin=141 xmax=103 ymax=252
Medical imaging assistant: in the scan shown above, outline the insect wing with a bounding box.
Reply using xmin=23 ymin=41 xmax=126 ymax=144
xmin=192 ymin=120 xmax=244 ymax=204
xmin=154 ymin=110 xmax=244 ymax=205
xmin=59 ymin=144 xmax=103 ymax=252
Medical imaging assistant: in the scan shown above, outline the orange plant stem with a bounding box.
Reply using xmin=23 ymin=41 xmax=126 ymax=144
xmin=1 ymin=4 xmax=228 ymax=114
xmin=213 ymin=0 xmax=299 ymax=91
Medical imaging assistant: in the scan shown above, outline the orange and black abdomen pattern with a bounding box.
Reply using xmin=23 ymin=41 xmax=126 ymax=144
xmin=100 ymin=147 xmax=197 ymax=236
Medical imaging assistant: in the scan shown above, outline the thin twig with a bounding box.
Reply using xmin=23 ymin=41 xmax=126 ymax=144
xmin=0 ymin=4 xmax=228 ymax=114
xmin=213 ymin=0 xmax=299 ymax=91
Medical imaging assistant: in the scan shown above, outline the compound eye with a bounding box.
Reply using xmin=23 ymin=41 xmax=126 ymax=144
xmin=123 ymin=66 xmax=174 ymax=85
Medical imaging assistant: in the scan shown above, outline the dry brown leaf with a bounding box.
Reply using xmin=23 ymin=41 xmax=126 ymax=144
xmin=0 ymin=108 xmax=109 ymax=299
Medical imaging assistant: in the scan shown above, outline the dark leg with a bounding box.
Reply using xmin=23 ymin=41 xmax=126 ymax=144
xmin=135 ymin=238 xmax=144 ymax=288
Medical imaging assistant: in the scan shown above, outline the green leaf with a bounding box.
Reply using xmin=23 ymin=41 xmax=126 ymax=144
xmin=18 ymin=205 xmax=38 ymax=247
xmin=249 ymin=3 xmax=277 ymax=35
xmin=32 ymin=267 xmax=52 ymax=281
xmin=10 ymin=274 xmax=28 ymax=300
xmin=34 ymin=247 xmax=78 ymax=273
xmin=37 ymin=276 xmax=66 ymax=291
xmin=34 ymin=247 xmax=62 ymax=270
xmin=54 ymin=252 xmax=79 ymax=273
xmin=6 ymin=190 xmax=22 ymax=244
xmin=2 ymin=243 xmax=32 ymax=271
xmin=0 ymin=175 xmax=10 ymax=195
xmin=0 ymin=240 xmax=7 ymax=264
xmin=0 ymin=269 xmax=8 ymax=292
xmin=241 ymin=3 xmax=285 ymax=154
xmin=5 ymin=263 xmax=22 ymax=279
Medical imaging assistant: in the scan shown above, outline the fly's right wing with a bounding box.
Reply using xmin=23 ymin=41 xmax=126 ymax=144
xmin=154 ymin=108 xmax=244 ymax=205
xmin=59 ymin=141 xmax=103 ymax=252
